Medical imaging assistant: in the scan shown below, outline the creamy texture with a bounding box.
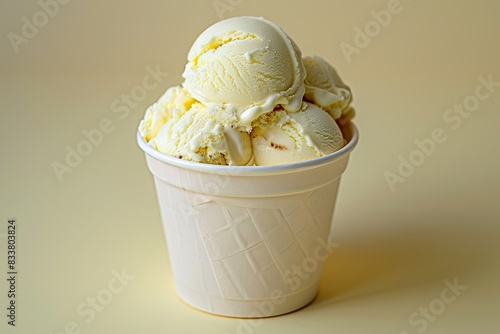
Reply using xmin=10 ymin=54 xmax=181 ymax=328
xmin=303 ymin=56 xmax=353 ymax=120
xmin=154 ymin=103 xmax=252 ymax=165
xmin=251 ymin=103 xmax=344 ymax=166
xmin=182 ymin=16 xmax=306 ymax=131
xmin=139 ymin=86 xmax=194 ymax=141
xmin=139 ymin=16 xmax=355 ymax=166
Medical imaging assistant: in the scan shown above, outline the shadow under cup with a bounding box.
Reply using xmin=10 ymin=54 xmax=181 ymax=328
xmin=137 ymin=122 xmax=358 ymax=317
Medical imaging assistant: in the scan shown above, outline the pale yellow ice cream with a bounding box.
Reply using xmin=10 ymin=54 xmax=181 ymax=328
xmin=303 ymin=56 xmax=354 ymax=123
xmin=182 ymin=16 xmax=306 ymax=132
xmin=139 ymin=86 xmax=194 ymax=142
xmin=251 ymin=103 xmax=344 ymax=165
xmin=154 ymin=103 xmax=252 ymax=166
xmin=139 ymin=16 xmax=354 ymax=166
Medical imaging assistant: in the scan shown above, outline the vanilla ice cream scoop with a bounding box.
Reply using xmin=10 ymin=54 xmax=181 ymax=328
xmin=155 ymin=103 xmax=252 ymax=166
xmin=251 ymin=102 xmax=344 ymax=166
xmin=139 ymin=85 xmax=194 ymax=142
xmin=139 ymin=17 xmax=355 ymax=167
xmin=303 ymin=56 xmax=354 ymax=121
xmin=182 ymin=16 xmax=306 ymax=131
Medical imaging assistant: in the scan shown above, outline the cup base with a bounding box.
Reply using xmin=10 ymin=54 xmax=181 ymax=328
xmin=176 ymin=282 xmax=318 ymax=318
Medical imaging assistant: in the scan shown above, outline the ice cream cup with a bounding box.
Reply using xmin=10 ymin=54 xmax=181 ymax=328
xmin=137 ymin=123 xmax=358 ymax=317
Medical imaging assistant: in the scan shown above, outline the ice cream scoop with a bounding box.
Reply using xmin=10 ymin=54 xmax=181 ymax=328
xmin=139 ymin=85 xmax=194 ymax=142
xmin=182 ymin=16 xmax=306 ymax=131
xmin=303 ymin=56 xmax=354 ymax=121
xmin=154 ymin=103 xmax=252 ymax=166
xmin=251 ymin=102 xmax=344 ymax=166
xmin=140 ymin=16 xmax=354 ymax=167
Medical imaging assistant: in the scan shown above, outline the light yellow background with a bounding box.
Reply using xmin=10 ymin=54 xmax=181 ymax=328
xmin=1 ymin=0 xmax=499 ymax=333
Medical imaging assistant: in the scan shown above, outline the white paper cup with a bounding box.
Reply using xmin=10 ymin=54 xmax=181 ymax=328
xmin=137 ymin=123 xmax=358 ymax=317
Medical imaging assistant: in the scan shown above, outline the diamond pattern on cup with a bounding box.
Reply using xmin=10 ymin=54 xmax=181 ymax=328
xmin=211 ymin=242 xmax=288 ymax=299
xmin=284 ymin=180 xmax=339 ymax=257
xmin=193 ymin=204 xmax=262 ymax=260
xmin=285 ymin=204 xmax=322 ymax=258
xmin=171 ymin=180 xmax=339 ymax=301
xmin=247 ymin=208 xmax=307 ymax=274
xmin=156 ymin=181 xmax=221 ymax=302
xmin=307 ymin=178 xmax=340 ymax=236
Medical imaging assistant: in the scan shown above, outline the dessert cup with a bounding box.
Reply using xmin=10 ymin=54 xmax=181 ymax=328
xmin=137 ymin=123 xmax=358 ymax=317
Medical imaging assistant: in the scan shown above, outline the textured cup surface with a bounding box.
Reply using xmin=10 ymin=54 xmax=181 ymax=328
xmin=138 ymin=123 xmax=358 ymax=317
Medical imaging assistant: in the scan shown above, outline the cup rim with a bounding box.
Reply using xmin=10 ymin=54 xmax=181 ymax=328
xmin=137 ymin=122 xmax=358 ymax=176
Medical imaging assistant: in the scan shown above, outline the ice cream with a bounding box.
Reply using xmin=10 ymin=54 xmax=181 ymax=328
xmin=182 ymin=16 xmax=305 ymax=132
xmin=303 ymin=55 xmax=354 ymax=124
xmin=137 ymin=16 xmax=359 ymax=318
xmin=139 ymin=16 xmax=354 ymax=166
xmin=154 ymin=102 xmax=253 ymax=166
xmin=139 ymin=85 xmax=194 ymax=142
xmin=251 ymin=102 xmax=344 ymax=166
